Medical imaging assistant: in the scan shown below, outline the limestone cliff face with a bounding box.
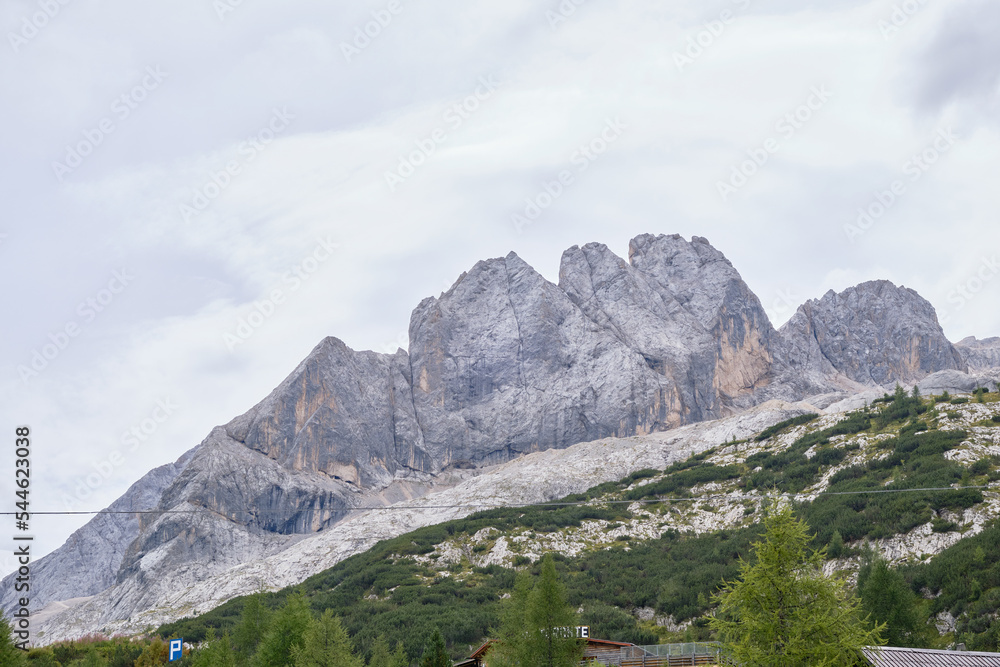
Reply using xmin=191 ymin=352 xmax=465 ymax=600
xmin=955 ymin=336 xmax=1000 ymax=372
xmin=408 ymin=251 xmax=677 ymax=467
xmin=780 ymin=280 xmax=967 ymax=385
xmin=224 ymin=338 xmax=421 ymax=489
xmin=8 ymin=233 xmax=987 ymax=641
xmin=558 ymin=235 xmax=782 ymax=424
xmin=0 ymin=456 xmax=188 ymax=616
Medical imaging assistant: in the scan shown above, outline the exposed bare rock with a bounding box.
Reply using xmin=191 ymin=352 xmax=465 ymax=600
xmin=0 ymin=457 xmax=189 ymax=616
xmin=31 ymin=401 xmax=816 ymax=642
xmin=407 ymin=251 xmax=676 ymax=467
xmin=11 ymin=234 xmax=990 ymax=643
xmin=955 ymin=336 xmax=1000 ymax=371
xmin=780 ymin=280 xmax=967 ymax=386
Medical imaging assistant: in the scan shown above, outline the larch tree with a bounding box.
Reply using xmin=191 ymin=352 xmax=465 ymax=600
xmin=292 ymin=609 xmax=361 ymax=667
xmin=710 ymin=504 xmax=884 ymax=667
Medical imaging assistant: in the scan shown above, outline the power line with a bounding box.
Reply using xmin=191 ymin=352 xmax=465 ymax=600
xmin=2 ymin=484 xmax=993 ymax=517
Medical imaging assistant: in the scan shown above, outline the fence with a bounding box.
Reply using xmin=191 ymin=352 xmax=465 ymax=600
xmin=609 ymin=643 xmax=734 ymax=666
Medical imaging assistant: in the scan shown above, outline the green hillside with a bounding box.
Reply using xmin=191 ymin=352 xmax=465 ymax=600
xmin=157 ymin=386 xmax=1000 ymax=662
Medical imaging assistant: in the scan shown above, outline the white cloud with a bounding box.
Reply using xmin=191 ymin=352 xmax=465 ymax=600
xmin=1 ymin=0 xmax=998 ymax=574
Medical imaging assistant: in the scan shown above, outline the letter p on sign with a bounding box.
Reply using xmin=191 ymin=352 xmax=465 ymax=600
xmin=169 ymin=638 xmax=183 ymax=661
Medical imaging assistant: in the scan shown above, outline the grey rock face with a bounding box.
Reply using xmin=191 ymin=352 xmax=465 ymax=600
xmin=917 ymin=369 xmax=1000 ymax=396
xmin=0 ymin=456 xmax=189 ymax=614
xmin=408 ymin=251 xmax=677 ymax=466
xmin=558 ymin=236 xmax=783 ymax=423
xmin=780 ymin=280 xmax=967 ymax=386
xmin=15 ymin=234 xmax=988 ymax=641
xmin=955 ymin=336 xmax=1000 ymax=371
xmin=225 ymin=337 xmax=418 ymax=491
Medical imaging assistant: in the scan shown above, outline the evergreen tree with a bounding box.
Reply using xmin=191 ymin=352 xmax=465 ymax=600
xmin=368 ymin=636 xmax=407 ymax=667
xmin=73 ymin=647 xmax=107 ymax=666
xmin=0 ymin=614 xmax=26 ymax=667
xmin=828 ymin=530 xmax=846 ymax=559
xmin=233 ymin=590 xmax=272 ymax=662
xmin=525 ymin=555 xmax=583 ymax=667
xmin=488 ymin=571 xmax=533 ymax=667
xmin=858 ymin=552 xmax=928 ymax=647
xmin=418 ymin=629 xmax=449 ymax=667
xmin=710 ymin=504 xmax=883 ymax=666
xmin=134 ymin=638 xmax=168 ymax=667
xmin=191 ymin=629 xmax=236 ymax=667
xmin=24 ymin=649 xmax=59 ymax=667
xmin=292 ymin=610 xmax=361 ymax=667
xmin=253 ymin=592 xmax=313 ymax=667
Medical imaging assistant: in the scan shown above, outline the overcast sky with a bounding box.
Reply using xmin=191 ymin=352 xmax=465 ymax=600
xmin=1 ymin=0 xmax=998 ymax=574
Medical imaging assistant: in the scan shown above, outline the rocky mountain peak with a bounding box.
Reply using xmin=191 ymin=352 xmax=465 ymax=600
xmin=11 ymin=232 xmax=993 ymax=644
xmin=955 ymin=336 xmax=1000 ymax=372
xmin=780 ymin=280 xmax=967 ymax=386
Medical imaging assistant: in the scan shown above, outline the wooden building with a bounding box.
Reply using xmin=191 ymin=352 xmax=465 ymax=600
xmin=455 ymin=639 xmax=725 ymax=666
xmin=863 ymin=646 xmax=1000 ymax=666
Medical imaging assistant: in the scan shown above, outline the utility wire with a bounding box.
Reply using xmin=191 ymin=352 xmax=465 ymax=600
xmin=2 ymin=484 xmax=993 ymax=516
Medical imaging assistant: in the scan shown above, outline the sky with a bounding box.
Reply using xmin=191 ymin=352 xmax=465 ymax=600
xmin=1 ymin=0 xmax=999 ymax=575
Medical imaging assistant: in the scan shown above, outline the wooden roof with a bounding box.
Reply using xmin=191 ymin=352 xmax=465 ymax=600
xmin=864 ymin=646 xmax=1000 ymax=666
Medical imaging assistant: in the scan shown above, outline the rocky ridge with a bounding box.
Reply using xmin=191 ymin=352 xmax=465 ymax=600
xmin=956 ymin=336 xmax=1000 ymax=372
xmin=5 ymin=233 xmax=992 ymax=643
xmin=31 ymin=401 xmax=819 ymax=642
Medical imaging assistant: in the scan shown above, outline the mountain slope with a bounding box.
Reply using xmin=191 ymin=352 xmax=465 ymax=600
xmin=160 ymin=388 xmax=1000 ymax=660
xmin=8 ymin=233 xmax=993 ymax=643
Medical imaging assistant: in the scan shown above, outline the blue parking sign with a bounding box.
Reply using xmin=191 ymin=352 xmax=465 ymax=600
xmin=169 ymin=638 xmax=183 ymax=661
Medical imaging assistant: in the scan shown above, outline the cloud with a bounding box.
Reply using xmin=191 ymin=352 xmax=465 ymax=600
xmin=908 ymin=0 xmax=1000 ymax=116
xmin=1 ymin=0 xmax=999 ymax=574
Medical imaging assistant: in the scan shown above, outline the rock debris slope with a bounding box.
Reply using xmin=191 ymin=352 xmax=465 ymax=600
xmin=4 ymin=233 xmax=992 ymax=642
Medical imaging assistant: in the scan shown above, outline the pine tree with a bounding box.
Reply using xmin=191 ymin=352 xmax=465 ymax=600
xmin=191 ymin=629 xmax=236 ymax=667
xmin=233 ymin=591 xmax=272 ymax=662
xmin=134 ymin=639 xmax=168 ymax=667
xmin=419 ymin=629 xmax=450 ymax=667
xmin=253 ymin=592 xmax=313 ymax=667
xmin=524 ymin=554 xmax=584 ymax=667
xmin=0 ymin=614 xmax=26 ymax=667
xmin=292 ymin=610 xmax=361 ymax=667
xmin=828 ymin=530 xmax=846 ymax=558
xmin=76 ymin=647 xmax=107 ymax=666
xmin=368 ymin=636 xmax=407 ymax=667
xmin=858 ymin=552 xmax=928 ymax=647
xmin=710 ymin=504 xmax=883 ymax=666
xmin=488 ymin=571 xmax=533 ymax=667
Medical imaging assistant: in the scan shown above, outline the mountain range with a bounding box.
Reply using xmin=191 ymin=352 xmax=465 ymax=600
xmin=6 ymin=233 xmax=1000 ymax=643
